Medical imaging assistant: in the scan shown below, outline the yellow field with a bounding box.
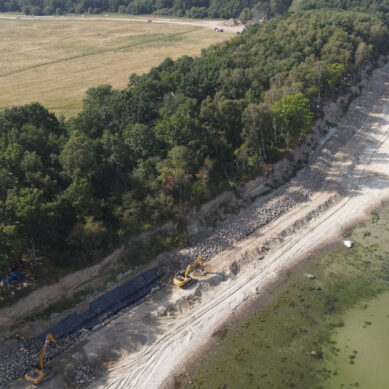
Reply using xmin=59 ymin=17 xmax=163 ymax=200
xmin=0 ymin=16 xmax=232 ymax=117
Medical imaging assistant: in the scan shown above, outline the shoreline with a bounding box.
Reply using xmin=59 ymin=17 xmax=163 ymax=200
xmin=179 ymin=200 xmax=389 ymax=388
xmin=165 ymin=202 xmax=386 ymax=388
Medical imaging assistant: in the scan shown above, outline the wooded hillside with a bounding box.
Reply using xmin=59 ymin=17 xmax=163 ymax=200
xmin=0 ymin=6 xmax=388 ymax=276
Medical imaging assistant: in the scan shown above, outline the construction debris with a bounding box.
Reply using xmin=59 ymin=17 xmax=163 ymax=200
xmin=73 ymin=364 xmax=96 ymax=385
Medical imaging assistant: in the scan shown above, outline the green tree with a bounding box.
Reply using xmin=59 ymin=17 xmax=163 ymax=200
xmin=242 ymin=103 xmax=273 ymax=161
xmin=239 ymin=7 xmax=252 ymax=22
xmin=155 ymin=99 xmax=204 ymax=148
xmin=61 ymin=178 xmax=99 ymax=219
xmin=272 ymin=93 xmax=313 ymax=150
xmin=67 ymin=216 xmax=107 ymax=252
xmin=157 ymin=145 xmax=194 ymax=200
xmin=355 ymin=41 xmax=373 ymax=70
xmin=5 ymin=188 xmax=50 ymax=264
xmin=323 ymin=63 xmax=345 ymax=88
xmin=270 ymin=0 xmax=292 ymax=15
xmin=124 ymin=123 xmax=158 ymax=159
xmin=60 ymin=132 xmax=98 ymax=180
xmin=4 ymin=143 xmax=24 ymax=172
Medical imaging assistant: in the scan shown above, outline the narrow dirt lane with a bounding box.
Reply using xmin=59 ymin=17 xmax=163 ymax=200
xmin=0 ymin=14 xmax=244 ymax=33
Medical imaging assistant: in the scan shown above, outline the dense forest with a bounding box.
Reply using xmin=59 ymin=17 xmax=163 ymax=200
xmin=1 ymin=0 xmax=388 ymax=18
xmin=0 ymin=0 xmax=289 ymax=18
xmin=0 ymin=5 xmax=388 ymax=275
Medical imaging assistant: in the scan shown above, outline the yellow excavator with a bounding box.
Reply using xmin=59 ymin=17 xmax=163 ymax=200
xmin=173 ymin=255 xmax=205 ymax=287
xmin=25 ymin=333 xmax=56 ymax=385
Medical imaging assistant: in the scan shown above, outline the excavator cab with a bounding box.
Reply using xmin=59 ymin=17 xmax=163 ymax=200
xmin=173 ymin=256 xmax=205 ymax=287
xmin=173 ymin=273 xmax=187 ymax=286
xmin=25 ymin=368 xmax=51 ymax=385
xmin=25 ymin=333 xmax=56 ymax=385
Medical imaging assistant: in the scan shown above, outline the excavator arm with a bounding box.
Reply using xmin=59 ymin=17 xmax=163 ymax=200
xmin=184 ymin=256 xmax=204 ymax=277
xmin=174 ymin=256 xmax=204 ymax=287
xmin=39 ymin=334 xmax=56 ymax=370
xmin=25 ymin=333 xmax=56 ymax=385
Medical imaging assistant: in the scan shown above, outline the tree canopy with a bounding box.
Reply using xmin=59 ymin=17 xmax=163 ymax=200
xmin=0 ymin=0 xmax=287 ymax=17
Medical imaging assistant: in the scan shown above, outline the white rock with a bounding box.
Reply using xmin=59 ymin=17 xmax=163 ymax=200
xmin=150 ymin=286 xmax=161 ymax=293
xmin=344 ymin=240 xmax=353 ymax=248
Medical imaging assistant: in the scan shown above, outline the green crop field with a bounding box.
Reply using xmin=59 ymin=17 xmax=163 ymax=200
xmin=0 ymin=15 xmax=232 ymax=117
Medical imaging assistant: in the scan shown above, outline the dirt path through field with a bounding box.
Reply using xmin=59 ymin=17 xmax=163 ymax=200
xmin=0 ymin=14 xmax=244 ymax=33
xmin=11 ymin=62 xmax=387 ymax=389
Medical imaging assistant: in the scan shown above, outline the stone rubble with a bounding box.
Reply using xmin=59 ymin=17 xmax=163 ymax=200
xmin=0 ymin=335 xmax=78 ymax=388
xmin=73 ymin=365 xmax=96 ymax=385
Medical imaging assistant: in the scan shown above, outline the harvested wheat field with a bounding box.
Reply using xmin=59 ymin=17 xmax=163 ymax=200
xmin=0 ymin=15 xmax=234 ymax=117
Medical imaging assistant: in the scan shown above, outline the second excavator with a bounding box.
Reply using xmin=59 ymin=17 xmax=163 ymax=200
xmin=25 ymin=333 xmax=56 ymax=385
xmin=173 ymin=255 xmax=205 ymax=287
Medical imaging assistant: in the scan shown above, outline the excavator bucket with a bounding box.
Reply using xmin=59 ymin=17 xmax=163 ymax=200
xmin=173 ymin=274 xmax=192 ymax=287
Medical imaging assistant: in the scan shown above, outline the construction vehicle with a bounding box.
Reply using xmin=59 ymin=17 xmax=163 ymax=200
xmin=173 ymin=256 xmax=205 ymax=287
xmin=25 ymin=334 xmax=56 ymax=385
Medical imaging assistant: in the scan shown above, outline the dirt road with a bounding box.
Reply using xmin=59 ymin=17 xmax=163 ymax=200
xmin=0 ymin=14 xmax=244 ymax=33
xmin=13 ymin=62 xmax=386 ymax=389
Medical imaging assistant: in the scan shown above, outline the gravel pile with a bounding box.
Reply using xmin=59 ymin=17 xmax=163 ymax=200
xmin=73 ymin=365 xmax=96 ymax=385
xmin=158 ymin=161 xmax=330 ymax=283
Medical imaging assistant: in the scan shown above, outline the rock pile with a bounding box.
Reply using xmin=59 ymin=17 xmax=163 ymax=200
xmin=73 ymin=365 xmax=96 ymax=385
xmin=0 ymin=335 xmax=78 ymax=388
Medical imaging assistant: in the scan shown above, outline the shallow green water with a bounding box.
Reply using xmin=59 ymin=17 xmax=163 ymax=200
xmin=324 ymin=292 xmax=389 ymax=389
xmin=186 ymin=202 xmax=389 ymax=389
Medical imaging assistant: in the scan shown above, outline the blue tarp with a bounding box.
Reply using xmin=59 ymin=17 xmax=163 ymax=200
xmin=1 ymin=271 xmax=24 ymax=286
xmin=40 ymin=268 xmax=160 ymax=340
